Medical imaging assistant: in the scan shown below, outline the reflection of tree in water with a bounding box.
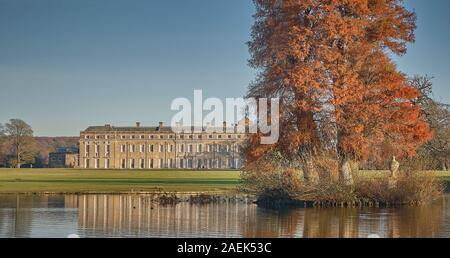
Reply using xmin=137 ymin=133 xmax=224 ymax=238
xmin=239 ymin=196 xmax=449 ymax=238
xmin=387 ymin=197 xmax=448 ymax=238
xmin=0 ymin=195 xmax=63 ymax=237
xmin=239 ymin=207 xmax=303 ymax=238
xmin=303 ymin=208 xmax=360 ymax=238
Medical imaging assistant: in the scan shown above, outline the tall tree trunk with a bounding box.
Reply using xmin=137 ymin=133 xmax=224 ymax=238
xmin=303 ymin=157 xmax=319 ymax=185
xmin=339 ymin=159 xmax=354 ymax=186
xmin=441 ymin=161 xmax=447 ymax=171
xmin=17 ymin=151 xmax=21 ymax=169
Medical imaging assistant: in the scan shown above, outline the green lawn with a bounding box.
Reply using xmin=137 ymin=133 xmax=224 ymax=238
xmin=0 ymin=168 xmax=448 ymax=194
xmin=0 ymin=169 xmax=241 ymax=194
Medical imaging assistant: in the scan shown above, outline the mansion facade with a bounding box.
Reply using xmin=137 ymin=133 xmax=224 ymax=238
xmin=79 ymin=122 xmax=246 ymax=170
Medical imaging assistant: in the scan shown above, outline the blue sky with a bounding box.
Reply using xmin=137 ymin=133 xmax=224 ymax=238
xmin=0 ymin=0 xmax=448 ymax=136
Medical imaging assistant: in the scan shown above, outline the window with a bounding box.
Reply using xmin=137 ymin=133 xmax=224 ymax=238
xmin=140 ymin=159 xmax=145 ymax=169
xmin=149 ymin=144 xmax=154 ymax=152
xmin=226 ymin=145 xmax=231 ymax=153
xmin=207 ymin=159 xmax=212 ymax=169
xmin=105 ymin=135 xmax=110 ymax=140
xmin=217 ymin=159 xmax=222 ymax=169
xmin=198 ymin=135 xmax=202 ymax=139
xmin=179 ymin=159 xmax=184 ymax=169
xmin=168 ymin=159 xmax=173 ymax=168
xmin=228 ymin=135 xmax=232 ymax=139
xmin=121 ymin=145 xmax=126 ymax=153
xmin=236 ymin=145 xmax=240 ymax=153
xmin=189 ymin=135 xmax=193 ymax=139
xmin=217 ymin=145 xmax=221 ymax=153
xmin=84 ymin=159 xmax=89 ymax=169
xmin=197 ymin=159 xmax=202 ymax=169
xmin=121 ymin=159 xmax=126 ymax=169
xmin=140 ymin=144 xmax=145 ymax=153
xmin=130 ymin=145 xmax=135 ymax=153
xmin=188 ymin=144 xmax=193 ymax=153
xmin=105 ymin=144 xmax=111 ymax=154
xmin=105 ymin=159 xmax=110 ymax=169
xmin=168 ymin=145 xmax=173 ymax=153
xmin=197 ymin=144 xmax=202 ymax=153
xmin=140 ymin=135 xmax=145 ymax=139
xmin=218 ymin=135 xmax=222 ymax=139
xmin=95 ymin=145 xmax=100 ymax=153
xmin=188 ymin=159 xmax=193 ymax=169
xmin=150 ymin=135 xmax=154 ymax=139
xmin=159 ymin=135 xmax=164 ymax=139
xmin=179 ymin=144 xmax=185 ymax=153
xmin=95 ymin=159 xmax=99 ymax=169
xmin=207 ymin=144 xmax=211 ymax=153
xmin=159 ymin=144 xmax=164 ymax=153
xmin=130 ymin=159 xmax=135 ymax=169
xmin=121 ymin=135 xmax=126 ymax=139
xmin=95 ymin=135 xmax=100 ymax=139
xmin=208 ymin=135 xmax=212 ymax=139
xmin=159 ymin=159 xmax=164 ymax=168
xmin=228 ymin=158 xmax=233 ymax=169
xmin=149 ymin=159 xmax=154 ymax=169
xmin=85 ymin=144 xmax=90 ymax=154
xmin=131 ymin=135 xmax=136 ymax=139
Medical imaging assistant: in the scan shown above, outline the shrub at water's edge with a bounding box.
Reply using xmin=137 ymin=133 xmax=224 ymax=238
xmin=240 ymin=154 xmax=445 ymax=207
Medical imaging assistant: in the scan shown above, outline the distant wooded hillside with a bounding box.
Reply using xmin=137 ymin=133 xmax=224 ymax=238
xmin=35 ymin=137 xmax=79 ymax=167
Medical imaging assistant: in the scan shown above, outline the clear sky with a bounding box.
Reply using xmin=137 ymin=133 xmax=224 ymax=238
xmin=0 ymin=0 xmax=449 ymax=136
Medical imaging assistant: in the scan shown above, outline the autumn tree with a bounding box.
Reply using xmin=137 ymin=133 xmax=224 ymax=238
xmin=5 ymin=119 xmax=37 ymax=168
xmin=246 ymin=0 xmax=431 ymax=185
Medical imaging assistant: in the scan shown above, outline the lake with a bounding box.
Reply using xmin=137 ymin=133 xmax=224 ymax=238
xmin=0 ymin=194 xmax=449 ymax=238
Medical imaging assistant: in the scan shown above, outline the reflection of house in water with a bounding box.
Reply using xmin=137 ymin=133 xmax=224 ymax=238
xmin=75 ymin=194 xmax=257 ymax=237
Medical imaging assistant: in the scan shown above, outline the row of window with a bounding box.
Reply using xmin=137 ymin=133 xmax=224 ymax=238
xmin=84 ymin=143 xmax=241 ymax=155
xmin=84 ymin=158 xmax=242 ymax=169
xmin=83 ymin=134 xmax=243 ymax=140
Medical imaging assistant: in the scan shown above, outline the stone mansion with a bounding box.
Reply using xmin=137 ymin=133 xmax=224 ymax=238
xmin=79 ymin=122 xmax=246 ymax=170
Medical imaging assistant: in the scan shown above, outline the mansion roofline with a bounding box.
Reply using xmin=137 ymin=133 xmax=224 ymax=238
xmin=82 ymin=122 xmax=245 ymax=134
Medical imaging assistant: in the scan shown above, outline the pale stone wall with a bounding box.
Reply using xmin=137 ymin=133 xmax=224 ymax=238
xmin=79 ymin=124 xmax=246 ymax=170
xmin=49 ymin=152 xmax=79 ymax=168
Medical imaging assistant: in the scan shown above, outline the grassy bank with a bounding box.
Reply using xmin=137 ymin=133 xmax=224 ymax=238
xmin=0 ymin=169 xmax=241 ymax=194
xmin=358 ymin=170 xmax=450 ymax=190
xmin=0 ymin=169 xmax=448 ymax=194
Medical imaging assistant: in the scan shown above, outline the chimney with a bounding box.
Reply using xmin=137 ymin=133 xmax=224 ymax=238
xmin=136 ymin=122 xmax=141 ymax=128
xmin=223 ymin=121 xmax=227 ymax=133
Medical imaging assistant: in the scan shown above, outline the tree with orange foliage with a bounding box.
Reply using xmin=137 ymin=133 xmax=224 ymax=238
xmin=246 ymin=0 xmax=432 ymax=185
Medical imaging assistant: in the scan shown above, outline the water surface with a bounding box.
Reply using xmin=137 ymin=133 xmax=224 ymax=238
xmin=0 ymin=194 xmax=449 ymax=238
